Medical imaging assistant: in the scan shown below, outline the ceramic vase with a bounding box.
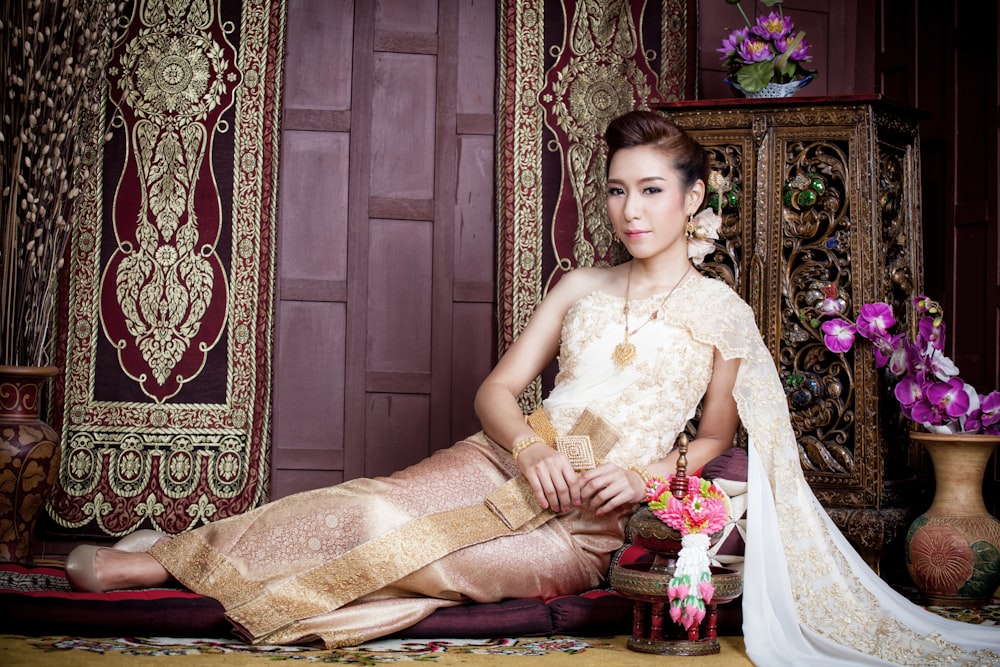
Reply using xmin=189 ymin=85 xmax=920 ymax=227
xmin=726 ymin=74 xmax=814 ymax=99
xmin=0 ymin=365 xmax=61 ymax=563
xmin=904 ymin=431 xmax=1000 ymax=607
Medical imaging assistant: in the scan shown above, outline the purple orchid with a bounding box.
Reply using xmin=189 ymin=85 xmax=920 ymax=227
xmin=820 ymin=291 xmax=999 ymax=435
xmin=856 ymin=302 xmax=895 ymax=341
xmin=820 ymin=319 xmax=856 ymax=354
xmin=918 ymin=316 xmax=945 ymax=349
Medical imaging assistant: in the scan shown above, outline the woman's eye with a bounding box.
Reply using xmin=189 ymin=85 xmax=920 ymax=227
xmin=643 ymin=186 xmax=662 ymax=195
xmin=606 ymin=187 xmax=624 ymax=196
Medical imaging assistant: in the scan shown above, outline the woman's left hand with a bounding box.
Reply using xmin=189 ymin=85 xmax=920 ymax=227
xmin=578 ymin=464 xmax=645 ymax=515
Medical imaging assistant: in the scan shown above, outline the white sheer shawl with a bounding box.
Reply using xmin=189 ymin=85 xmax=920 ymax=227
xmin=701 ymin=282 xmax=1000 ymax=665
xmin=540 ymin=274 xmax=999 ymax=664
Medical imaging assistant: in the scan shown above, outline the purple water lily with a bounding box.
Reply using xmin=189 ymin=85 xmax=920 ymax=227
xmin=752 ymin=12 xmax=792 ymax=40
xmin=718 ymin=1 xmax=816 ymax=90
xmin=737 ymin=38 xmax=775 ymax=64
xmin=717 ymin=27 xmax=750 ymax=61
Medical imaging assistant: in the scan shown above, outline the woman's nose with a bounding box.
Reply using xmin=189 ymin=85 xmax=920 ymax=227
xmin=623 ymin=193 xmax=641 ymax=221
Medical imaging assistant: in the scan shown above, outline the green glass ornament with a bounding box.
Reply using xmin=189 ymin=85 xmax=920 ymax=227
xmin=797 ymin=189 xmax=817 ymax=207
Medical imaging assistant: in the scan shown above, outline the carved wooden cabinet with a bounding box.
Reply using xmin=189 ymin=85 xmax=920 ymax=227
xmin=657 ymin=96 xmax=927 ymax=571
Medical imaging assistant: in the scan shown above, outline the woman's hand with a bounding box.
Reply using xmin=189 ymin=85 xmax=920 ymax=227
xmin=517 ymin=443 xmax=581 ymax=512
xmin=579 ymin=464 xmax=645 ymax=516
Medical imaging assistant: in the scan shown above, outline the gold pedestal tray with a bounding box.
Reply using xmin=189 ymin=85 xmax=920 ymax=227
xmin=610 ymin=562 xmax=743 ymax=656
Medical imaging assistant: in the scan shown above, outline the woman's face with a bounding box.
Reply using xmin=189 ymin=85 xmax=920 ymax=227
xmin=605 ymin=144 xmax=703 ymax=260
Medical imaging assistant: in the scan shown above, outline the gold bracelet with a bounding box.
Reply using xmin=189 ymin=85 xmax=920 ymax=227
xmin=511 ymin=435 xmax=544 ymax=462
xmin=628 ymin=465 xmax=652 ymax=486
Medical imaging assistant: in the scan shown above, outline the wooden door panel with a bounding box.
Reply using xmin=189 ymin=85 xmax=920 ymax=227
xmin=376 ymin=0 xmax=439 ymax=33
xmin=271 ymin=0 xmax=494 ymax=497
xmin=457 ymin=0 xmax=496 ymax=114
xmin=451 ymin=302 xmax=494 ymax=440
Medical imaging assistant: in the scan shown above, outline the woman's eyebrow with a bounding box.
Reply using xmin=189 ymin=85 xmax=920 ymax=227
xmin=606 ymin=175 xmax=667 ymax=185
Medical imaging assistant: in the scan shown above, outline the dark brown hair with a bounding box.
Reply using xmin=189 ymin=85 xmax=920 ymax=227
xmin=604 ymin=110 xmax=709 ymax=190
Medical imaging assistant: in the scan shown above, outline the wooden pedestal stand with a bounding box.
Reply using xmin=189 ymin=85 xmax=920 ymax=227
xmin=609 ymin=435 xmax=744 ymax=656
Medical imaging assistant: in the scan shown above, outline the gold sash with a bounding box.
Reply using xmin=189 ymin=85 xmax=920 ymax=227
xmin=218 ymin=408 xmax=621 ymax=640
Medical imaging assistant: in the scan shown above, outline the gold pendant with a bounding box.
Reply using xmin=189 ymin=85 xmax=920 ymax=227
xmin=612 ymin=340 xmax=636 ymax=368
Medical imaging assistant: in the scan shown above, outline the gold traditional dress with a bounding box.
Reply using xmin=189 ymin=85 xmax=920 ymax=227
xmin=150 ymin=273 xmax=1000 ymax=664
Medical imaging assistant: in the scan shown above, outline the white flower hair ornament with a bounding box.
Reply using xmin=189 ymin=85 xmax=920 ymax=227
xmin=686 ymin=208 xmax=722 ymax=266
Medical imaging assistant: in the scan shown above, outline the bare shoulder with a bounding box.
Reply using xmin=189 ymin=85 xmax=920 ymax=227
xmin=547 ymin=265 xmax=624 ymax=304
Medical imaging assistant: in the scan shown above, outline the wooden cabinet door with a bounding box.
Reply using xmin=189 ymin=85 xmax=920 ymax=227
xmin=662 ymin=97 xmax=927 ymax=571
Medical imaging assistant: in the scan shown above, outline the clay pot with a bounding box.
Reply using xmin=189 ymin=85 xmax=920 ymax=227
xmin=0 ymin=365 xmax=60 ymax=563
xmin=904 ymin=431 xmax=1000 ymax=607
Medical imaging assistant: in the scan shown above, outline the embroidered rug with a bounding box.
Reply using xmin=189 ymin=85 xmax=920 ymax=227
xmin=0 ymin=635 xmax=753 ymax=666
xmin=47 ymin=0 xmax=286 ymax=538
xmin=495 ymin=0 xmax=696 ymax=404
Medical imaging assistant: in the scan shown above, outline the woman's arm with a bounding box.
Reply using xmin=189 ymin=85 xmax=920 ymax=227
xmin=474 ymin=268 xmax=607 ymax=512
xmin=580 ymin=347 xmax=741 ymax=515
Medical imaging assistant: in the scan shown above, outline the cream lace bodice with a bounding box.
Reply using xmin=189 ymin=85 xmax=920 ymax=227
xmin=542 ymin=273 xmax=750 ymax=468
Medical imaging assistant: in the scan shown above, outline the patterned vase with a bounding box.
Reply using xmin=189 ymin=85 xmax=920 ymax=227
xmin=904 ymin=431 xmax=1000 ymax=608
xmin=0 ymin=365 xmax=60 ymax=563
xmin=726 ymin=74 xmax=814 ymax=98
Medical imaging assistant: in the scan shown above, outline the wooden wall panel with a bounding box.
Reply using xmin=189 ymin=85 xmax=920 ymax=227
xmin=279 ymin=131 xmax=349 ymax=286
xmin=366 ymin=394 xmax=432 ymax=477
xmin=367 ymin=219 xmax=434 ymax=374
xmin=371 ymin=54 xmax=437 ymax=200
xmin=454 ymin=136 xmax=495 ymax=302
xmin=451 ymin=302 xmax=493 ymax=440
xmin=284 ymin=0 xmax=354 ymax=110
xmin=876 ymin=0 xmax=999 ymax=515
xmin=271 ymin=301 xmax=347 ymax=496
xmin=376 ymin=0 xmax=439 ymax=33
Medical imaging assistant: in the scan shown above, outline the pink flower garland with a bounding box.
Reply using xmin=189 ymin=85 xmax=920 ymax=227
xmin=645 ymin=475 xmax=732 ymax=631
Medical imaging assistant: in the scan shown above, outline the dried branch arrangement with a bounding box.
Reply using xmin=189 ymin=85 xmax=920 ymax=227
xmin=1 ymin=0 xmax=121 ymax=366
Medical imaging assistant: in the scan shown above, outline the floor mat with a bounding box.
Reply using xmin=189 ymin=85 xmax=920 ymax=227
xmin=0 ymin=635 xmax=752 ymax=666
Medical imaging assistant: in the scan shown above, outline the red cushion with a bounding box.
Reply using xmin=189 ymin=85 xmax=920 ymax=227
xmin=0 ymin=563 xmax=231 ymax=637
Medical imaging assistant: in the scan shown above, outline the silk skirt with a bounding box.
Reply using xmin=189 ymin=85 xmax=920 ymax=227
xmin=149 ymin=432 xmax=630 ymax=647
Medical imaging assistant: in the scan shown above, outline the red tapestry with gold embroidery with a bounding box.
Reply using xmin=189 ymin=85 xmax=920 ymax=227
xmin=47 ymin=0 xmax=285 ymax=538
xmin=496 ymin=0 xmax=696 ymax=405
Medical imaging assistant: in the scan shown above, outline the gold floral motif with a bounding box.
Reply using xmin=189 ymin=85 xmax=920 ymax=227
xmin=50 ymin=0 xmax=282 ymax=536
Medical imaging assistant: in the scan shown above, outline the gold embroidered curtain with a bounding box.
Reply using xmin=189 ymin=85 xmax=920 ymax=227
xmin=47 ymin=0 xmax=286 ymax=537
xmin=496 ymin=0 xmax=697 ymax=405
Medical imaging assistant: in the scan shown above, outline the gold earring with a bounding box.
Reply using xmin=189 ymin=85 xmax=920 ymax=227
xmin=685 ymin=213 xmax=696 ymax=238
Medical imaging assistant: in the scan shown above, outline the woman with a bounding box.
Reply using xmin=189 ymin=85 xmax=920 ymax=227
xmin=67 ymin=111 xmax=999 ymax=665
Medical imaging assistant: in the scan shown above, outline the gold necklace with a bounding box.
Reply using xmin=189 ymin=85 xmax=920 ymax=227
xmin=612 ymin=263 xmax=692 ymax=368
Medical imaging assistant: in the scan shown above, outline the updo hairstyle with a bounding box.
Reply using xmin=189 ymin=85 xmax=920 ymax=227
xmin=604 ymin=110 xmax=710 ymax=191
